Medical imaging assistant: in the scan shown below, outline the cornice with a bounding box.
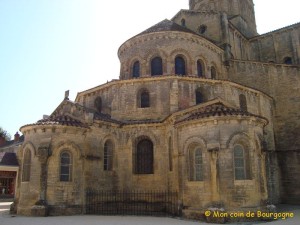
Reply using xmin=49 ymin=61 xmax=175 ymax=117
xmin=118 ymin=31 xmax=223 ymax=58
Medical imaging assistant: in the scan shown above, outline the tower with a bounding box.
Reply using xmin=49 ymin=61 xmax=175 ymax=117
xmin=189 ymin=0 xmax=257 ymax=37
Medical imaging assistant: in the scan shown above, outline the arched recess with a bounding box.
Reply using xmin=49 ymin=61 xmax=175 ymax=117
xmin=48 ymin=141 xmax=83 ymax=183
xmin=211 ymin=66 xmax=217 ymax=79
xmin=183 ymin=136 xmax=207 ymax=181
xmin=133 ymin=136 xmax=154 ymax=174
xmin=132 ymin=60 xmax=140 ymax=78
xmin=239 ymin=94 xmax=247 ymax=112
xmin=145 ymin=49 xmax=168 ymax=75
xmin=137 ymin=88 xmax=150 ymax=108
xmin=175 ymin=55 xmax=186 ymax=75
xmin=170 ymin=49 xmax=192 ymax=75
xmin=227 ymin=132 xmax=253 ymax=180
xmin=151 ymin=57 xmax=163 ymax=76
xmin=197 ymin=59 xmax=206 ymax=77
xmin=103 ymin=139 xmax=114 ymax=171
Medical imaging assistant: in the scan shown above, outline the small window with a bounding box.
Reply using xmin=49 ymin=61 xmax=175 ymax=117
xmin=22 ymin=149 xmax=31 ymax=182
xmin=239 ymin=94 xmax=247 ymax=112
xmin=175 ymin=56 xmax=186 ymax=75
xmin=189 ymin=148 xmax=203 ymax=181
xmin=233 ymin=145 xmax=246 ymax=180
xmin=181 ymin=18 xmax=186 ymax=27
xmin=284 ymin=57 xmax=292 ymax=65
xmin=60 ymin=152 xmax=72 ymax=182
xmin=94 ymin=97 xmax=102 ymax=113
xmin=211 ymin=66 xmax=217 ymax=79
xmin=135 ymin=139 xmax=154 ymax=174
xmin=195 ymin=89 xmax=203 ymax=104
xmin=132 ymin=61 xmax=140 ymax=78
xmin=151 ymin=57 xmax=163 ymax=76
xmin=199 ymin=25 xmax=207 ymax=34
xmin=197 ymin=60 xmax=205 ymax=77
xmin=104 ymin=140 xmax=113 ymax=171
xmin=140 ymin=91 xmax=150 ymax=108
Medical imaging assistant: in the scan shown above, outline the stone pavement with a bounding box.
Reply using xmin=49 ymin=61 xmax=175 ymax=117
xmin=0 ymin=202 xmax=299 ymax=225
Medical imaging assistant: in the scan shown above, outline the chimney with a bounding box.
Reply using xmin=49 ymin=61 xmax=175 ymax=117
xmin=0 ymin=136 xmax=6 ymax=146
xmin=14 ymin=132 xmax=20 ymax=143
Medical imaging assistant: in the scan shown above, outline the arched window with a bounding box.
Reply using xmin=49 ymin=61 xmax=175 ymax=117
xmin=175 ymin=56 xmax=186 ymax=75
xmin=151 ymin=57 xmax=163 ymax=76
xmin=181 ymin=18 xmax=186 ymax=27
xmin=195 ymin=89 xmax=203 ymax=104
xmin=239 ymin=94 xmax=247 ymax=112
xmin=22 ymin=149 xmax=31 ymax=182
xmin=60 ymin=151 xmax=72 ymax=182
xmin=211 ymin=66 xmax=217 ymax=79
xmin=94 ymin=97 xmax=102 ymax=113
xmin=233 ymin=145 xmax=246 ymax=180
xmin=168 ymin=137 xmax=173 ymax=171
xmin=104 ymin=140 xmax=113 ymax=171
xmin=199 ymin=25 xmax=207 ymax=34
xmin=189 ymin=148 xmax=203 ymax=181
xmin=140 ymin=90 xmax=150 ymax=108
xmin=132 ymin=61 xmax=140 ymax=78
xmin=135 ymin=139 xmax=154 ymax=174
xmin=284 ymin=57 xmax=292 ymax=65
xmin=197 ymin=60 xmax=204 ymax=77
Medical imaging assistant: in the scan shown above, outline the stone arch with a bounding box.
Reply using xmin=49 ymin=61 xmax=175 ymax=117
xmin=22 ymin=141 xmax=37 ymax=157
xmin=145 ymin=49 xmax=168 ymax=75
xmin=182 ymin=135 xmax=207 ymax=155
xmin=226 ymin=132 xmax=254 ymax=180
xmin=136 ymin=87 xmax=151 ymax=108
xmin=209 ymin=62 xmax=220 ymax=79
xmin=182 ymin=136 xmax=207 ymax=181
xmin=226 ymin=132 xmax=254 ymax=149
xmin=51 ymin=141 xmax=83 ymax=159
xmin=195 ymin=55 xmax=208 ymax=77
xmin=170 ymin=48 xmax=192 ymax=75
xmin=129 ymin=57 xmax=143 ymax=78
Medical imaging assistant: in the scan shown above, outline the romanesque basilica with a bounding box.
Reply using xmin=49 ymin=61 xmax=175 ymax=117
xmin=15 ymin=0 xmax=300 ymax=218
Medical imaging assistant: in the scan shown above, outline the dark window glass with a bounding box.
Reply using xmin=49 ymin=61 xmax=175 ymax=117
xmin=199 ymin=25 xmax=207 ymax=34
xmin=175 ymin=56 xmax=186 ymax=75
xmin=211 ymin=66 xmax=216 ymax=79
xmin=22 ymin=149 xmax=31 ymax=182
xmin=239 ymin=94 xmax=247 ymax=112
xmin=132 ymin=61 xmax=140 ymax=78
xmin=284 ymin=57 xmax=292 ymax=65
xmin=151 ymin=57 xmax=163 ymax=76
xmin=60 ymin=152 xmax=72 ymax=182
xmin=104 ymin=140 xmax=113 ymax=171
xmin=189 ymin=148 xmax=203 ymax=181
xmin=196 ymin=89 xmax=203 ymax=104
xmin=140 ymin=91 xmax=150 ymax=108
xmin=234 ymin=145 xmax=246 ymax=180
xmin=181 ymin=18 xmax=186 ymax=27
xmin=197 ymin=60 xmax=204 ymax=77
xmin=194 ymin=149 xmax=203 ymax=181
xmin=135 ymin=139 xmax=154 ymax=174
xmin=94 ymin=97 xmax=102 ymax=113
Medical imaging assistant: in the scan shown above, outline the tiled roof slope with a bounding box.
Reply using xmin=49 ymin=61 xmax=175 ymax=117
xmin=176 ymin=102 xmax=267 ymax=124
xmin=34 ymin=115 xmax=89 ymax=128
xmin=0 ymin=152 xmax=19 ymax=166
xmin=137 ymin=19 xmax=198 ymax=36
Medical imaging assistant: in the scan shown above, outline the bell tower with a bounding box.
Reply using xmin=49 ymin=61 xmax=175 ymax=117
xmin=189 ymin=0 xmax=257 ymax=37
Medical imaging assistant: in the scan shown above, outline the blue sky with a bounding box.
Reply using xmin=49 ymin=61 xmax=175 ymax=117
xmin=0 ymin=0 xmax=299 ymax=138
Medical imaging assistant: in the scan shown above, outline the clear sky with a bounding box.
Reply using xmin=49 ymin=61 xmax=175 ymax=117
xmin=0 ymin=0 xmax=299 ymax=138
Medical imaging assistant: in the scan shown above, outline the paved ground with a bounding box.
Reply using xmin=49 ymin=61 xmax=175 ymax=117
xmin=0 ymin=202 xmax=299 ymax=225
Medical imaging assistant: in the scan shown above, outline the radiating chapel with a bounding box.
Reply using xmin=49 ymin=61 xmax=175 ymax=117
xmin=15 ymin=0 xmax=300 ymax=218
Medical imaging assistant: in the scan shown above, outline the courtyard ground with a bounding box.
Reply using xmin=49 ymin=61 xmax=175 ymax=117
xmin=0 ymin=202 xmax=299 ymax=225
